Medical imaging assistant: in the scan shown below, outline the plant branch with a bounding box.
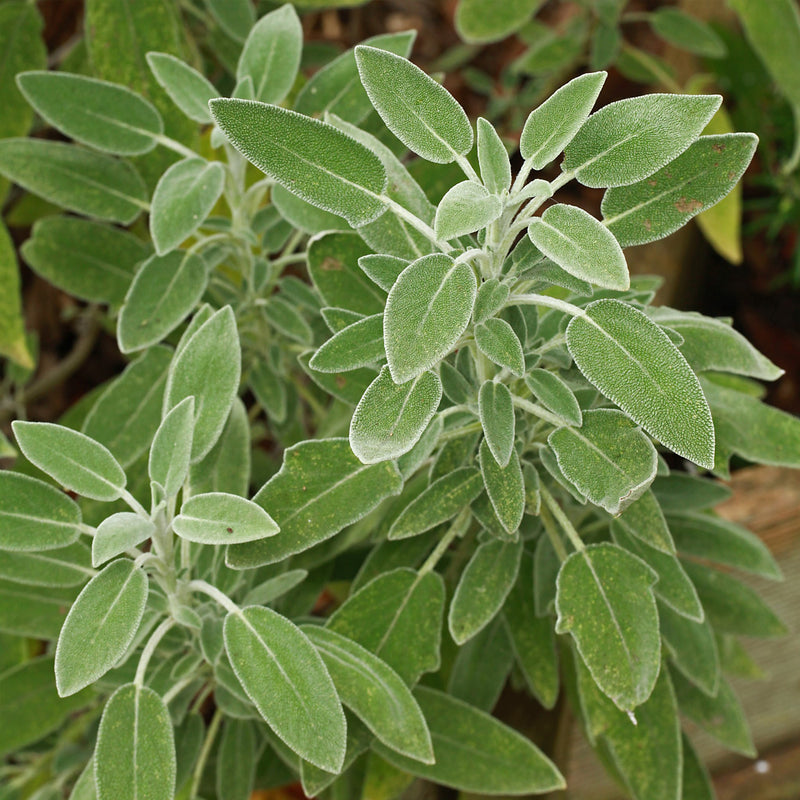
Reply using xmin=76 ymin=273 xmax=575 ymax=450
xmin=541 ymin=485 xmax=584 ymax=553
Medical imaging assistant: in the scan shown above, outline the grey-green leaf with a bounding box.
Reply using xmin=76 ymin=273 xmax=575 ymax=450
xmin=12 ymin=421 xmax=127 ymax=502
xmin=374 ymin=687 xmax=565 ymax=795
xmin=479 ymin=440 xmax=524 ymax=534
xmin=17 ymin=71 xmax=162 ymax=155
xmin=302 ymin=626 xmax=434 ymax=763
xmin=449 ymin=537 xmax=522 ymax=644
xmin=524 ymin=368 xmax=582 ymax=427
xmin=216 ymin=719 xmax=255 ymax=800
xmin=149 ymin=396 xmax=194 ymax=498
xmin=434 ymin=180 xmax=502 ymax=240
xmin=0 ymin=472 xmax=82 ymax=552
xmin=236 ymin=4 xmax=301 ymax=104
xmin=210 ymin=99 xmax=387 ymax=227
xmin=151 ymin=158 xmax=225 ymax=254
xmin=174 ymin=493 xmax=279 ymax=545
xmin=229 ymin=439 xmax=402 ymax=568
xmin=223 ymin=606 xmax=346 ymax=772
xmin=384 ymin=253 xmax=477 ymax=383
xmin=92 ymin=513 xmax=155 ymax=567
xmin=615 ymin=490 xmax=675 ymax=554
xmin=146 ymin=51 xmax=218 ymax=124
xmin=327 ymin=567 xmax=444 ymax=685
xmin=95 ymin=683 xmax=175 ymax=800
xmin=563 ymin=93 xmax=721 ymax=188
xmin=54 ymin=559 xmax=147 ymax=696
xmin=163 ymin=306 xmax=241 ymax=462
xmin=566 ymin=299 xmax=715 ymax=469
xmin=520 ymin=71 xmax=606 ymax=168
xmin=528 ymin=204 xmax=629 ymax=291
xmin=478 ymin=380 xmax=516 ymax=468
xmin=477 ymin=117 xmax=511 ymax=194
xmin=355 ymin=45 xmax=473 ymax=164
xmin=548 ymin=409 xmax=658 ymax=515
xmin=650 ymin=7 xmax=727 ymax=58
xmin=602 ymin=134 xmax=758 ymax=247
xmin=389 ymin=467 xmax=483 ymax=540
xmin=475 ymin=318 xmax=525 ymax=377
xmin=350 ymin=367 xmax=442 ymax=464
xmin=0 ymin=139 xmax=147 ymax=224
xmin=310 ymin=314 xmax=385 ymax=373
xmin=556 ymin=543 xmax=660 ymax=710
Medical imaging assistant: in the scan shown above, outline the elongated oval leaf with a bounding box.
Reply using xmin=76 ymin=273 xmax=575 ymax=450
xmin=350 ymin=367 xmax=442 ymax=464
xmin=236 ymin=4 xmax=301 ymax=104
xmin=224 ymin=606 xmax=346 ymax=772
xmin=556 ymin=543 xmax=660 ymax=710
xmin=55 ymin=559 xmax=147 ymax=696
xmin=163 ymin=306 xmax=241 ymax=462
xmin=528 ymin=204 xmax=628 ymax=290
xmin=477 ymin=117 xmax=511 ymax=194
xmin=615 ymin=489 xmax=674 ymax=554
xmin=520 ymin=71 xmax=606 ymax=168
xmin=151 ymin=158 xmax=225 ymax=254
xmin=149 ymin=396 xmax=194 ymax=498
xmin=302 ymin=626 xmax=434 ymax=763
xmin=375 ymin=687 xmax=564 ymax=794
xmin=563 ymin=94 xmax=721 ymax=188
xmin=174 ymin=492 xmax=278 ymax=544
xmin=310 ymin=313 xmax=385 ymax=373
xmin=548 ymin=409 xmax=658 ymax=515
xmin=0 ymin=472 xmax=82 ymax=552
xmin=479 ymin=440 xmax=524 ymax=534
xmin=210 ymin=99 xmax=387 ymax=227
xmin=650 ymin=7 xmax=726 ymax=57
xmin=146 ymin=51 xmax=217 ymax=124
xmin=0 ymin=139 xmax=147 ymax=224
xmin=659 ymin=601 xmax=720 ymax=695
xmin=82 ymin=345 xmax=173 ymax=467
xmin=434 ymin=180 xmax=502 ymax=240
xmin=13 ymin=421 xmax=127 ymax=501
xmin=602 ymin=134 xmax=758 ymax=247
xmin=328 ymin=568 xmax=444 ymax=685
xmin=21 ymin=216 xmax=148 ymax=306
xmin=455 ymin=0 xmax=545 ymax=44
xmin=17 ymin=71 xmax=162 ymax=155
xmin=95 ymin=683 xmax=175 ymax=800
xmin=384 ymin=254 xmax=477 ymax=383
xmin=525 ymin=368 xmax=582 ymax=426
xmin=475 ymin=318 xmax=524 ymax=377
xmin=355 ymin=45 xmax=473 ymax=164
xmin=566 ymin=299 xmax=715 ymax=468
xmin=478 ymin=380 xmax=516 ymax=467
xmin=216 ymin=719 xmax=255 ymax=800
xmin=92 ymin=512 xmax=155 ymax=567
xmin=449 ymin=537 xmax=522 ymax=644
xmin=389 ymin=466 xmax=483 ymax=540
xmin=0 ymin=541 xmax=92 ymax=588
xmin=229 ymin=439 xmax=402 ymax=568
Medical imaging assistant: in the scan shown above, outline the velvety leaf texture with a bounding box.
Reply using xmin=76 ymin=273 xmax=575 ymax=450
xmin=455 ymin=0 xmax=544 ymax=44
xmin=350 ymin=366 xmax=442 ymax=463
xmin=477 ymin=117 xmax=511 ymax=193
xmin=479 ymin=440 xmax=525 ymax=534
xmin=173 ymin=493 xmax=279 ymax=545
xmin=556 ymin=543 xmax=660 ymax=710
xmin=566 ymin=299 xmax=715 ymax=468
xmin=146 ymin=51 xmax=217 ymax=124
xmin=355 ymin=46 xmax=473 ymax=163
xmin=210 ymin=99 xmax=387 ymax=227
xmin=434 ymin=180 xmax=502 ymax=240
xmin=478 ymin=380 xmax=516 ymax=467
xmin=229 ymin=439 xmax=402 ymax=567
xmin=563 ymin=93 xmax=721 ymax=188
xmin=310 ymin=313 xmax=385 ymax=373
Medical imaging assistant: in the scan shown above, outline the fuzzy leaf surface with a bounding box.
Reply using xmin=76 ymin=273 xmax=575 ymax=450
xmin=525 ymin=368 xmax=582 ymax=427
xmin=55 ymin=559 xmax=147 ymax=696
xmin=148 ymin=396 xmax=194 ymax=498
xmin=92 ymin=513 xmax=155 ymax=567
xmin=174 ymin=493 xmax=279 ymax=545
xmin=146 ymin=51 xmax=217 ymax=124
xmin=210 ymin=99 xmax=387 ymax=227
xmin=455 ymin=0 xmax=545 ymax=44
xmin=479 ymin=440 xmax=524 ymax=534
xmin=224 ymin=606 xmax=346 ymax=772
xmin=434 ymin=180 xmax=502 ymax=240
xmin=563 ymin=93 xmax=721 ymax=188
xmin=477 ymin=118 xmax=511 ymax=193
xmin=475 ymin=318 xmax=525 ymax=377
xmin=384 ymin=253 xmax=476 ymax=383
xmin=310 ymin=314 xmax=385 ymax=373
xmin=566 ymin=299 xmax=715 ymax=468
xmin=478 ymin=381 xmax=516 ymax=468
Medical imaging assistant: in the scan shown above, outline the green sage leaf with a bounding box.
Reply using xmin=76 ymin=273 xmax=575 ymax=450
xmin=55 ymin=559 xmax=147 ymax=696
xmin=659 ymin=601 xmax=720 ymax=696
xmin=17 ymin=71 xmax=162 ymax=155
xmin=478 ymin=380 xmax=516 ymax=468
xmin=650 ymin=7 xmax=726 ymax=57
xmin=566 ymin=299 xmax=715 ymax=469
xmin=92 ymin=512 xmax=155 ymax=568
xmin=174 ymin=493 xmax=278 ymax=545
xmin=223 ymin=606 xmax=346 ymax=772
xmin=434 ymin=180 xmax=502 ymax=240
xmin=524 ymin=368 xmax=582 ymax=427
xmin=12 ymin=421 xmax=127 ymax=502
xmin=563 ymin=93 xmax=721 ymax=188
xmin=350 ymin=367 xmax=442 ymax=464
xmin=475 ymin=318 xmax=525 ymax=377
xmin=479 ymin=440 xmax=524 ymax=534
xmin=384 ymin=253 xmax=477 ymax=383
xmin=355 ymin=45 xmax=473 ymax=164
xmin=476 ymin=117 xmax=511 ymax=194
xmin=148 ymin=396 xmax=194 ymax=498
xmin=146 ymin=51 xmax=217 ymax=124
xmin=216 ymin=719 xmax=255 ymax=800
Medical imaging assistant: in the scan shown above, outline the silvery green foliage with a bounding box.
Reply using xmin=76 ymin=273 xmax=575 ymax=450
xmin=0 ymin=9 xmax=797 ymax=800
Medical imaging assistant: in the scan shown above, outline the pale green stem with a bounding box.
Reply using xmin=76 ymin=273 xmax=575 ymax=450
xmin=510 ymin=293 xmax=587 ymax=318
xmin=419 ymin=507 xmax=472 ymax=576
xmin=188 ymin=579 xmax=240 ymax=615
xmin=162 ymin=674 xmax=198 ymax=706
xmin=455 ymin=153 xmax=480 ymax=183
xmin=120 ymin=489 xmax=149 ymax=519
xmin=190 ymin=708 xmax=223 ymax=800
xmin=154 ymin=134 xmax=198 ymax=160
xmin=268 ymin=253 xmax=307 ymax=270
xmin=539 ymin=503 xmax=569 ymax=562
xmin=512 ymin=395 xmax=566 ymax=428
xmin=380 ymin=195 xmax=454 ymax=252
xmin=134 ymin=618 xmax=176 ymax=688
xmin=540 ymin=484 xmax=584 ymax=552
